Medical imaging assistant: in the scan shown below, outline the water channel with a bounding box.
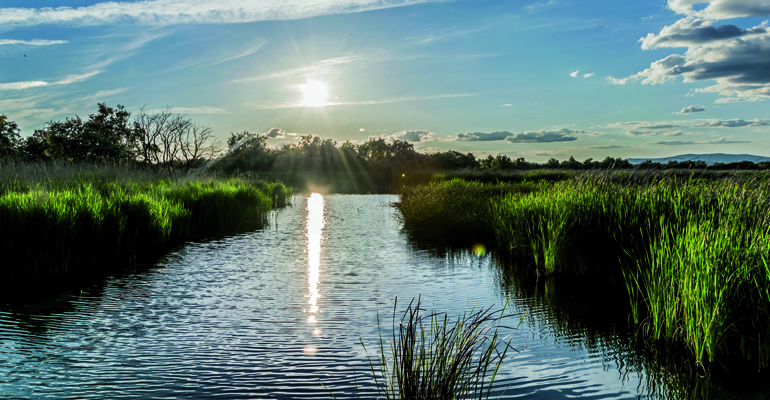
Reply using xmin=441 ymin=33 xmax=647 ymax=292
xmin=0 ymin=194 xmax=758 ymax=399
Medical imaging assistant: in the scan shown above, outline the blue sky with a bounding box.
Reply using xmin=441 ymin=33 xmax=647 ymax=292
xmin=1 ymin=0 xmax=769 ymax=161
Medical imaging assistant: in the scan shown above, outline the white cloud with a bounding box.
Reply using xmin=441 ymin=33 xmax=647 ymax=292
xmin=606 ymin=54 xmax=686 ymax=85
xmin=456 ymin=131 xmax=513 ymax=141
xmin=610 ymin=2 xmax=770 ymax=101
xmin=507 ymin=128 xmax=601 ymax=143
xmin=647 ymin=136 xmax=751 ymax=145
xmin=674 ymin=105 xmax=705 ymax=114
xmin=199 ymin=40 xmax=267 ymax=68
xmin=264 ymin=127 xmax=285 ymax=138
xmin=583 ymin=72 xmax=595 ymax=78
xmin=525 ymin=0 xmax=563 ymax=13
xmin=0 ymin=0 xmax=447 ymax=29
xmin=627 ymin=129 xmax=684 ymax=136
xmin=570 ymin=70 xmax=580 ymax=77
xmin=54 ymin=70 xmax=101 ymax=85
xmin=667 ymin=0 xmax=770 ymax=20
xmin=589 ymin=144 xmax=632 ymax=149
xmin=455 ymin=128 xmax=600 ymax=143
xmin=502 ymin=103 xmax=512 ymax=106
xmin=697 ymin=118 xmax=770 ymax=127
xmin=0 ymin=81 xmax=48 ymax=91
xmin=714 ymin=96 xmax=765 ymax=103
xmin=81 ymin=88 xmax=129 ymax=101
xmin=376 ymin=129 xmax=438 ymax=142
xmin=607 ymin=121 xmax=687 ymax=129
xmin=640 ymin=18 xmax=767 ymax=50
xmin=407 ymin=22 xmax=496 ymax=45
xmin=0 ymin=39 xmax=67 ymax=46
xmin=359 ymin=128 xmax=366 ymax=131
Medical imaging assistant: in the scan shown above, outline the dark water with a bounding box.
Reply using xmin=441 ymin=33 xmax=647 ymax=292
xmin=0 ymin=194 xmax=759 ymax=399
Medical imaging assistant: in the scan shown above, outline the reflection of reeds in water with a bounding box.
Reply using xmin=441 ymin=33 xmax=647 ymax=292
xmin=492 ymin=253 xmax=768 ymax=399
xmin=351 ymin=297 xmax=523 ymax=400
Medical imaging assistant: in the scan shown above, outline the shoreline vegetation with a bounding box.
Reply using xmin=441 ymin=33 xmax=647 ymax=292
xmin=0 ymin=162 xmax=291 ymax=285
xmin=4 ymin=104 xmax=770 ymax=195
xmin=395 ymin=170 xmax=770 ymax=373
xmin=4 ymin=104 xmax=770 ymax=393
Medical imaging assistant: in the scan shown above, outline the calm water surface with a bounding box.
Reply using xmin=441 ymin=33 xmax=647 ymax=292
xmin=0 ymin=194 xmax=727 ymax=399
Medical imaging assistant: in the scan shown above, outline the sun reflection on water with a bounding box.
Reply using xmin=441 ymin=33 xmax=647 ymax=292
xmin=306 ymin=193 xmax=325 ymax=326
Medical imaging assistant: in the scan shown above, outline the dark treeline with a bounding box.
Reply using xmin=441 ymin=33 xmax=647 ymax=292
xmin=3 ymin=103 xmax=770 ymax=183
xmin=0 ymin=104 xmax=219 ymax=173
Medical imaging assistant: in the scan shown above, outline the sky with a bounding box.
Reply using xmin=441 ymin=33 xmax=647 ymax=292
xmin=1 ymin=0 xmax=770 ymax=162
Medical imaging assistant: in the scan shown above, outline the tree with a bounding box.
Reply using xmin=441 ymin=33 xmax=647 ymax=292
xmin=133 ymin=107 xmax=220 ymax=172
xmin=212 ymin=131 xmax=274 ymax=173
xmin=481 ymin=155 xmax=517 ymax=170
xmin=432 ymin=150 xmax=480 ymax=170
xmin=27 ymin=103 xmax=137 ymax=163
xmin=178 ymin=121 xmax=220 ymax=172
xmin=0 ymin=114 xmax=21 ymax=159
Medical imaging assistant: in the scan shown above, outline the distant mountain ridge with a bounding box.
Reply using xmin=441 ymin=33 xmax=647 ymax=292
xmin=627 ymin=153 xmax=770 ymax=166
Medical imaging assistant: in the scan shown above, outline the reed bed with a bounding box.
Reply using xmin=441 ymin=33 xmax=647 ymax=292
xmin=0 ymin=162 xmax=291 ymax=281
xmin=355 ymin=297 xmax=521 ymax=400
xmin=395 ymin=172 xmax=770 ymax=370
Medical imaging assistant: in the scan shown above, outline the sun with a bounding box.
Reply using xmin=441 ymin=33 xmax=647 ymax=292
xmin=300 ymin=81 xmax=328 ymax=107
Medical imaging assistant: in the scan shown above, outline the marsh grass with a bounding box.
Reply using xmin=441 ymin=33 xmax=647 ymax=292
xmin=352 ymin=297 xmax=522 ymax=400
xmin=395 ymin=171 xmax=770 ymax=370
xmin=0 ymin=161 xmax=291 ymax=281
xmin=396 ymin=179 xmax=539 ymax=246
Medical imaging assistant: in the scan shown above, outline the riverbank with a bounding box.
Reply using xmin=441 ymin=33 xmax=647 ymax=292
xmin=0 ymin=162 xmax=291 ymax=284
xmin=395 ymin=171 xmax=770 ymax=371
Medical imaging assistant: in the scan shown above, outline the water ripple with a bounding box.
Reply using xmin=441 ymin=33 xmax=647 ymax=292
xmin=1 ymin=195 xmax=649 ymax=399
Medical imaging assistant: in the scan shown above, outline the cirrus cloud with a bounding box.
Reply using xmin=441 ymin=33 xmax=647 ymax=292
xmin=0 ymin=39 xmax=68 ymax=46
xmin=0 ymin=80 xmax=48 ymax=91
xmin=0 ymin=0 xmax=448 ymax=29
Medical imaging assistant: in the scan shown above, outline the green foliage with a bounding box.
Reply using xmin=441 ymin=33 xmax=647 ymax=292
xmin=397 ymin=179 xmax=537 ymax=245
xmin=395 ymin=172 xmax=770 ymax=370
xmin=357 ymin=297 xmax=521 ymax=400
xmin=25 ymin=103 xmax=137 ymax=163
xmin=0 ymin=114 xmax=22 ymax=159
xmin=0 ymin=162 xmax=291 ymax=281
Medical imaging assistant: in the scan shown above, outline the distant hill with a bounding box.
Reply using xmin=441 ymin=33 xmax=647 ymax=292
xmin=627 ymin=153 xmax=770 ymax=166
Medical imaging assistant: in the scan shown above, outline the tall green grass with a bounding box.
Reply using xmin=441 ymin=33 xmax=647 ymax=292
xmin=395 ymin=172 xmax=770 ymax=370
xmin=0 ymin=162 xmax=291 ymax=281
xmin=355 ymin=297 xmax=521 ymax=400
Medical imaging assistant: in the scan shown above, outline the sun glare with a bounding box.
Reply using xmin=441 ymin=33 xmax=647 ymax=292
xmin=300 ymin=81 xmax=328 ymax=107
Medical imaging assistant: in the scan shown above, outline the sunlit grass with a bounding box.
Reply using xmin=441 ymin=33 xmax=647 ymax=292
xmin=0 ymin=161 xmax=291 ymax=281
xmin=326 ymin=297 xmax=522 ymax=399
xmin=395 ymin=172 xmax=770 ymax=370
